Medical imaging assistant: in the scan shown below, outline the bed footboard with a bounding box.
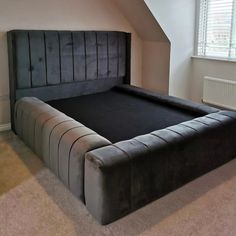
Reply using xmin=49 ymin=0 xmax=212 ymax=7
xmin=85 ymin=111 xmax=236 ymax=224
xmin=14 ymin=97 xmax=111 ymax=201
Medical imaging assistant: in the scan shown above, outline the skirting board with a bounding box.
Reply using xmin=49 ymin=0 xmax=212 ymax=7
xmin=0 ymin=123 xmax=11 ymax=132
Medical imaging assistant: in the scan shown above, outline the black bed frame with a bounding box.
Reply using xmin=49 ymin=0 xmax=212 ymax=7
xmin=7 ymin=29 xmax=236 ymax=225
xmin=7 ymin=30 xmax=131 ymax=131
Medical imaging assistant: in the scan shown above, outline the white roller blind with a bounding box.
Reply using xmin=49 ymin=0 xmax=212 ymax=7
xmin=197 ymin=0 xmax=236 ymax=59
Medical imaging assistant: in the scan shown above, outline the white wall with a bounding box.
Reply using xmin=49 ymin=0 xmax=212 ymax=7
xmin=113 ymin=0 xmax=170 ymax=94
xmin=144 ymin=0 xmax=196 ymax=99
xmin=142 ymin=41 xmax=170 ymax=93
xmin=0 ymin=0 xmax=143 ymax=125
xmin=144 ymin=0 xmax=236 ymax=104
xmin=191 ymin=58 xmax=236 ymax=102
xmin=113 ymin=0 xmax=168 ymax=42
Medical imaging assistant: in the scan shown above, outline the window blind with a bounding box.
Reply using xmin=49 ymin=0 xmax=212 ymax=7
xmin=197 ymin=0 xmax=236 ymax=59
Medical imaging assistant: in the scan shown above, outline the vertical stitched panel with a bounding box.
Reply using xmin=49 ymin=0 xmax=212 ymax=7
xmin=11 ymin=30 xmax=130 ymax=95
xmin=45 ymin=31 xmax=60 ymax=85
xmin=29 ymin=31 xmax=47 ymax=87
xmin=59 ymin=32 xmax=73 ymax=83
xmin=73 ymin=32 xmax=86 ymax=81
xmin=85 ymin=32 xmax=97 ymax=80
xmin=97 ymin=32 xmax=108 ymax=78
xmin=15 ymin=32 xmax=31 ymax=88
xmin=118 ymin=33 xmax=126 ymax=77
xmin=108 ymin=32 xmax=118 ymax=78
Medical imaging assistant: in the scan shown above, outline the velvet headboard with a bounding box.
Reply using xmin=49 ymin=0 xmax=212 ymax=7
xmin=7 ymin=30 xmax=131 ymax=130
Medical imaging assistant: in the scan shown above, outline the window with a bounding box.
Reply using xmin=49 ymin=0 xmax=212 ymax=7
xmin=196 ymin=0 xmax=236 ymax=59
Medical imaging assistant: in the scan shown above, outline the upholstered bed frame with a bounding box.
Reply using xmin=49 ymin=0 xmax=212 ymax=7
xmin=8 ymin=30 xmax=236 ymax=225
xmin=8 ymin=30 xmax=131 ymax=131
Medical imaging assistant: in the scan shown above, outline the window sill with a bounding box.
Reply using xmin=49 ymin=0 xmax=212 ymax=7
xmin=192 ymin=55 xmax=236 ymax=63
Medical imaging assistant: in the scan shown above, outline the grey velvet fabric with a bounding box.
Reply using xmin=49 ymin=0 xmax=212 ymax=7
xmin=41 ymin=115 xmax=73 ymax=166
xmin=85 ymin=111 xmax=236 ymax=224
xmin=115 ymin=85 xmax=220 ymax=115
xmin=8 ymin=30 xmax=131 ymax=132
xmin=14 ymin=95 xmax=236 ymax=225
xmin=14 ymin=97 xmax=111 ymax=201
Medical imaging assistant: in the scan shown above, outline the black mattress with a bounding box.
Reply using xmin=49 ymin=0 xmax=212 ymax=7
xmin=47 ymin=88 xmax=201 ymax=143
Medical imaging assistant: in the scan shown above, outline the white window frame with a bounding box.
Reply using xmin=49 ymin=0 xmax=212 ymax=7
xmin=194 ymin=0 xmax=236 ymax=62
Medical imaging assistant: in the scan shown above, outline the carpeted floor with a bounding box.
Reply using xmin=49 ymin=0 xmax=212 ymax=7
xmin=0 ymin=131 xmax=236 ymax=236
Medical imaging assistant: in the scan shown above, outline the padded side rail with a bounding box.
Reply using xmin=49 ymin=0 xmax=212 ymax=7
xmin=115 ymin=85 xmax=220 ymax=115
xmin=15 ymin=97 xmax=111 ymax=201
xmin=85 ymin=111 xmax=236 ymax=224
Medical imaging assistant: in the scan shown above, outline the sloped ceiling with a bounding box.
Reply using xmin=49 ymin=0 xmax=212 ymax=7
xmin=112 ymin=0 xmax=169 ymax=42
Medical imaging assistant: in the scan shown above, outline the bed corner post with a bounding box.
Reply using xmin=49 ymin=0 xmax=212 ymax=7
xmin=7 ymin=30 xmax=16 ymax=133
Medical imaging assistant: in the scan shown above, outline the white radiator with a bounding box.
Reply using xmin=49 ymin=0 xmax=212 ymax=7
xmin=203 ymin=76 xmax=236 ymax=110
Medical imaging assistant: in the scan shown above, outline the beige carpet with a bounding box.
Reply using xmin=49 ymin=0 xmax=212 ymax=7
xmin=0 ymin=131 xmax=236 ymax=236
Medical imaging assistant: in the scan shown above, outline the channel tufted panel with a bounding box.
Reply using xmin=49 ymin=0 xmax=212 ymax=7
xmin=8 ymin=30 xmax=131 ymax=132
xmin=85 ymin=111 xmax=236 ymax=224
xmin=42 ymin=115 xmax=73 ymax=166
xmin=11 ymin=30 xmax=129 ymax=88
xmin=14 ymin=97 xmax=111 ymax=202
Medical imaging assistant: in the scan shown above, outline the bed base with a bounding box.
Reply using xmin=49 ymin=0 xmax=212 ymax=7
xmin=14 ymin=97 xmax=236 ymax=224
xmin=85 ymin=110 xmax=236 ymax=224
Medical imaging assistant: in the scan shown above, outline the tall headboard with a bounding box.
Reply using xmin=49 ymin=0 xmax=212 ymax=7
xmin=7 ymin=30 xmax=131 ymax=130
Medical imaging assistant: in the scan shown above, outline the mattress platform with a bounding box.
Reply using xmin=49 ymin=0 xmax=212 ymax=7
xmin=47 ymin=87 xmax=201 ymax=143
